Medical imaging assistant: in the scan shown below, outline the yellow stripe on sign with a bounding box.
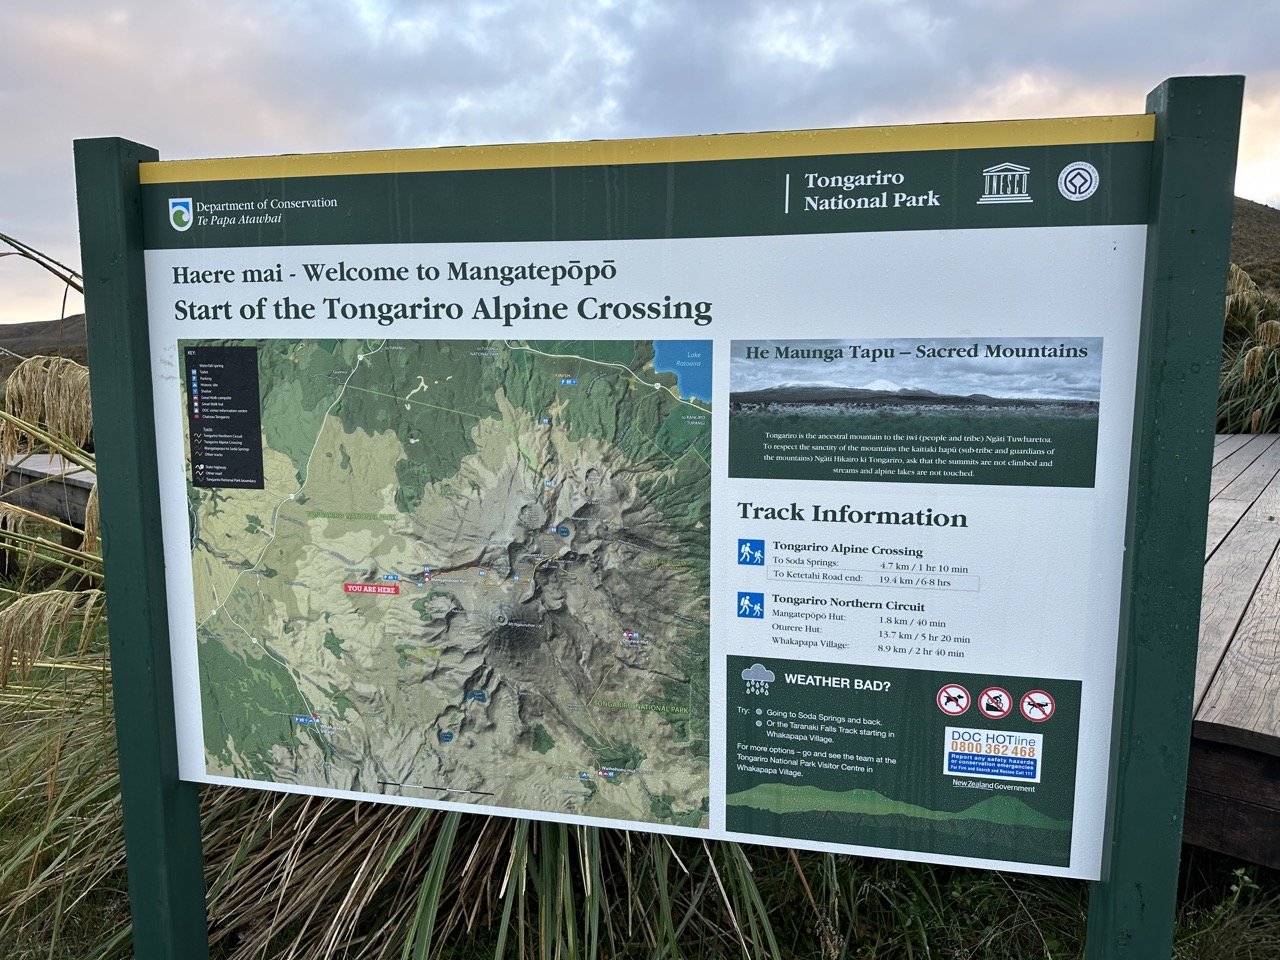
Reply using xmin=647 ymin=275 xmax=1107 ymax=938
xmin=139 ymin=115 xmax=1155 ymax=184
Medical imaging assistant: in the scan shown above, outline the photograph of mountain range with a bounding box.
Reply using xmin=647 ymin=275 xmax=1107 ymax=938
xmin=729 ymin=337 xmax=1104 ymax=488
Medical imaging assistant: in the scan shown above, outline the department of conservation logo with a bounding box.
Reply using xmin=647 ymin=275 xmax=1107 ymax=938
xmin=1057 ymin=162 xmax=1100 ymax=201
xmin=977 ymin=162 xmax=1032 ymax=204
xmin=168 ymin=198 xmax=194 ymax=232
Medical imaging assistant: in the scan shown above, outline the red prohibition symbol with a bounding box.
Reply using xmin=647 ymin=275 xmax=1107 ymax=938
xmin=937 ymin=683 xmax=970 ymax=716
xmin=978 ymin=686 xmax=1013 ymax=719
xmin=1021 ymin=689 xmax=1056 ymax=722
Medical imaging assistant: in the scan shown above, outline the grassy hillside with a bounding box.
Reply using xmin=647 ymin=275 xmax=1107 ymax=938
xmin=0 ymin=312 xmax=86 ymax=381
xmin=1233 ymin=197 xmax=1280 ymax=298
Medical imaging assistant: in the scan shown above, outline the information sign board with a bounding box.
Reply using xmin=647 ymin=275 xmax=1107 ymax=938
xmin=131 ymin=116 xmax=1158 ymax=879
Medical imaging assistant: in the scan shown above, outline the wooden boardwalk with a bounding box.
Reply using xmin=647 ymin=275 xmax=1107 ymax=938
xmin=1185 ymin=434 xmax=1280 ymax=866
xmin=0 ymin=453 xmax=96 ymax=526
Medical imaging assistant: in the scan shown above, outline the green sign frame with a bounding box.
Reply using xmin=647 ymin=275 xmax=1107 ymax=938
xmin=74 ymin=75 xmax=1242 ymax=958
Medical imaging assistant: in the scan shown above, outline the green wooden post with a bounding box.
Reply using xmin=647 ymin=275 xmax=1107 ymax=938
xmin=74 ymin=138 xmax=210 ymax=958
xmin=1085 ymin=76 xmax=1243 ymax=957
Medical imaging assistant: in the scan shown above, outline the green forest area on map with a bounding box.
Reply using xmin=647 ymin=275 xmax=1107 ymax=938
xmin=185 ymin=338 xmax=711 ymax=827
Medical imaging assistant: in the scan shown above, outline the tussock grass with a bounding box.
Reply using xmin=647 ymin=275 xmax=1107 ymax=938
xmin=1 ymin=355 xmax=93 ymax=462
xmin=0 ymin=587 xmax=103 ymax=687
xmin=81 ymin=482 xmax=99 ymax=553
xmin=1220 ymin=263 xmax=1280 ymax=434
xmin=6 ymin=695 xmax=1279 ymax=960
xmin=1220 ymin=330 xmax=1280 ymax=434
xmin=1225 ymin=262 xmax=1280 ymax=354
xmin=0 ymin=648 xmax=123 ymax=954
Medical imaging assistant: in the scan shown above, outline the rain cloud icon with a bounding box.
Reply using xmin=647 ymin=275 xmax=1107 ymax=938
xmin=741 ymin=663 xmax=775 ymax=695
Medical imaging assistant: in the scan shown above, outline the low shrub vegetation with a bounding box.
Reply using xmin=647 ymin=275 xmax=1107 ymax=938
xmin=1220 ymin=263 xmax=1280 ymax=434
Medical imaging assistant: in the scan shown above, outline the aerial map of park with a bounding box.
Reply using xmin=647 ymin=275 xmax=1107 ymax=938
xmin=184 ymin=338 xmax=711 ymax=827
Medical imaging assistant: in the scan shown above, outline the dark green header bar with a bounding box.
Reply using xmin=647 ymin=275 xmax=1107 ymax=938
xmin=142 ymin=142 xmax=1150 ymax=250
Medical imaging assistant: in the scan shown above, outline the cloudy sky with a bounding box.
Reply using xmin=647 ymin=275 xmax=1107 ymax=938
xmin=2 ymin=0 xmax=1277 ymax=324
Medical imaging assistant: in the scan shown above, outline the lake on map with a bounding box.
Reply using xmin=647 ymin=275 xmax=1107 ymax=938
xmin=652 ymin=340 xmax=712 ymax=403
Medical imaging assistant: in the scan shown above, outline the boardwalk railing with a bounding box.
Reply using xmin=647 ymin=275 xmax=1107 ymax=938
xmin=1 ymin=453 xmax=96 ymax=526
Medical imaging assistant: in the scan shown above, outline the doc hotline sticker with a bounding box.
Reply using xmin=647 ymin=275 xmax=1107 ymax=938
xmin=944 ymin=727 xmax=1043 ymax=783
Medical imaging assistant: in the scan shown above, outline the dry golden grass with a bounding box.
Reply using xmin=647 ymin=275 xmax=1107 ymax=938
xmin=1220 ymin=264 xmax=1280 ymax=434
xmin=0 ymin=588 xmax=104 ymax=688
xmin=82 ymin=482 xmax=99 ymax=553
xmin=1 ymin=355 xmax=93 ymax=462
xmin=1225 ymin=263 xmax=1279 ymax=347
xmin=1229 ymin=260 xmax=1260 ymax=298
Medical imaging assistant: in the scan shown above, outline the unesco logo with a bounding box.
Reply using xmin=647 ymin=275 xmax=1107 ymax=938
xmin=1057 ymin=162 xmax=1100 ymax=201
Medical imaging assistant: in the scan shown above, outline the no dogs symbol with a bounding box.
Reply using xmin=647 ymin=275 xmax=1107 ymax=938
xmin=936 ymin=684 xmax=970 ymax=716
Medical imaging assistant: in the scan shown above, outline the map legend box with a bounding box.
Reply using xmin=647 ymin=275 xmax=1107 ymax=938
xmin=183 ymin=345 xmax=264 ymax=489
